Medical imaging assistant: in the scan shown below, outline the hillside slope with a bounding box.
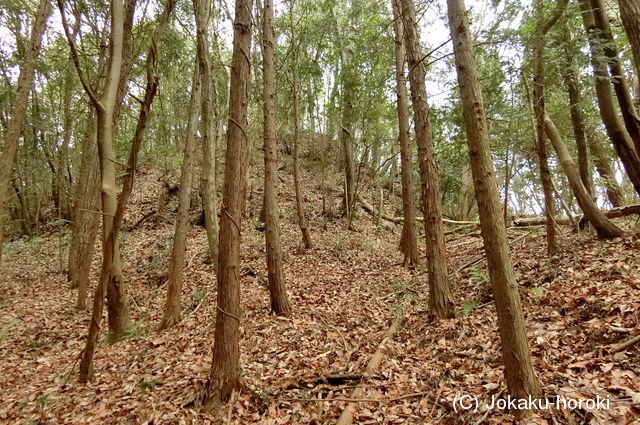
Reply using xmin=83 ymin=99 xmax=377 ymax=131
xmin=0 ymin=167 xmax=638 ymax=424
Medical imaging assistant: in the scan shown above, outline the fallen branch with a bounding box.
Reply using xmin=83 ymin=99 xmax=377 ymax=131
xmin=609 ymin=334 xmax=640 ymax=354
xmin=282 ymin=391 xmax=445 ymax=405
xmin=335 ymin=306 xmax=406 ymax=425
xmin=454 ymin=232 xmax=532 ymax=275
xmin=129 ymin=209 xmax=157 ymax=231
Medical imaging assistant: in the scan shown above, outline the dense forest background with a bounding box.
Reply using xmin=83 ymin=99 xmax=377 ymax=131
xmin=0 ymin=0 xmax=639 ymax=423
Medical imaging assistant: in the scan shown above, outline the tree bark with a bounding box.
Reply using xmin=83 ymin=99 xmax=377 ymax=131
xmin=205 ymin=0 xmax=252 ymax=406
xmin=544 ymin=115 xmax=624 ymax=239
xmin=447 ymin=0 xmax=542 ymax=403
xmin=262 ymin=0 xmax=292 ymax=317
xmin=391 ymin=0 xmax=418 ymax=268
xmin=400 ymin=0 xmax=454 ymax=320
xmin=290 ymin=0 xmax=312 ymax=249
xmin=579 ymin=0 xmax=640 ymax=197
xmin=0 ymin=0 xmax=52 ymax=263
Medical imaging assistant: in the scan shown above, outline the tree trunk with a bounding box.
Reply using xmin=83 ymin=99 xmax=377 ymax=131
xmin=579 ymin=0 xmax=640 ymax=197
xmin=205 ymin=0 xmax=252 ymax=406
xmin=589 ymin=0 xmax=640 ymax=153
xmin=56 ymin=66 xmax=75 ymax=221
xmin=262 ymin=0 xmax=292 ymax=317
xmin=70 ymin=114 xmax=101 ymax=311
xmin=0 ymin=0 xmax=51 ymax=263
xmin=340 ymin=48 xmax=356 ymax=224
xmin=161 ymin=68 xmax=201 ymax=329
xmin=59 ymin=0 xmax=127 ymax=381
xmin=618 ymin=0 xmax=640 ymax=108
xmin=587 ymin=132 xmax=623 ymax=208
xmin=531 ymin=0 xmax=567 ymax=257
xmin=391 ymin=0 xmax=418 ymax=268
xmin=198 ymin=0 xmax=219 ymax=273
xmin=400 ymin=0 xmax=454 ymax=320
xmin=458 ymin=164 xmax=474 ymax=221
xmin=561 ymin=24 xmax=593 ymax=195
xmin=545 ymin=115 xmax=624 ymax=239
xmin=447 ymin=0 xmax=542 ymax=403
xmin=290 ymin=0 xmax=312 ymax=249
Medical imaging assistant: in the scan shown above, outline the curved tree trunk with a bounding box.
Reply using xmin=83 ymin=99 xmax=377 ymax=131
xmin=262 ymin=0 xmax=292 ymax=317
xmin=400 ymin=0 xmax=454 ymax=320
xmin=579 ymin=0 xmax=640 ymax=197
xmin=447 ymin=0 xmax=542 ymax=403
xmin=391 ymin=0 xmax=418 ymax=268
xmin=545 ymin=115 xmax=624 ymax=239
xmin=205 ymin=0 xmax=252 ymax=406
xmin=589 ymin=0 xmax=640 ymax=153
xmin=0 ymin=0 xmax=52 ymax=263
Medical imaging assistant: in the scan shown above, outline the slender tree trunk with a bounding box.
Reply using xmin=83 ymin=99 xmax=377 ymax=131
xmin=290 ymin=0 xmax=312 ymax=249
xmin=56 ymin=66 xmax=75 ymax=221
xmin=100 ymin=0 xmax=169 ymax=332
xmin=262 ymin=0 xmax=292 ymax=317
xmin=59 ymin=0 xmax=127 ymax=381
xmin=391 ymin=0 xmax=418 ymax=268
xmin=561 ymin=24 xmax=593 ymax=196
xmin=0 ymin=0 xmax=52 ymax=263
xmin=544 ymin=115 xmax=624 ymax=238
xmin=161 ymin=69 xmax=201 ymax=329
xmin=205 ymin=0 xmax=252 ymax=406
xmin=588 ymin=132 xmax=623 ymax=207
xmin=458 ymin=164 xmax=473 ymax=221
xmin=67 ymin=22 xmax=107 ymax=292
xmin=340 ymin=51 xmax=356 ymax=224
xmin=447 ymin=0 xmax=542 ymax=403
xmin=70 ymin=114 xmax=101 ymax=311
xmin=198 ymin=0 xmax=219 ymax=273
xmin=579 ymin=0 xmax=640 ymax=197
xmin=531 ymin=0 xmax=567 ymax=257
xmin=400 ymin=0 xmax=454 ymax=319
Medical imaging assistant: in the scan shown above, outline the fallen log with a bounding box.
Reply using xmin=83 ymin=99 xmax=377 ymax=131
xmin=357 ymin=195 xmax=479 ymax=226
xmin=512 ymin=204 xmax=640 ymax=227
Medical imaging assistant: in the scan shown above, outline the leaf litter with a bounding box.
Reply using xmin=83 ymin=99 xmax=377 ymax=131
xmin=0 ymin=168 xmax=638 ymax=424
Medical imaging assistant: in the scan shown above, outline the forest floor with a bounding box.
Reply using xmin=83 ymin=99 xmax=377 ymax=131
xmin=0 ymin=166 xmax=639 ymax=424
